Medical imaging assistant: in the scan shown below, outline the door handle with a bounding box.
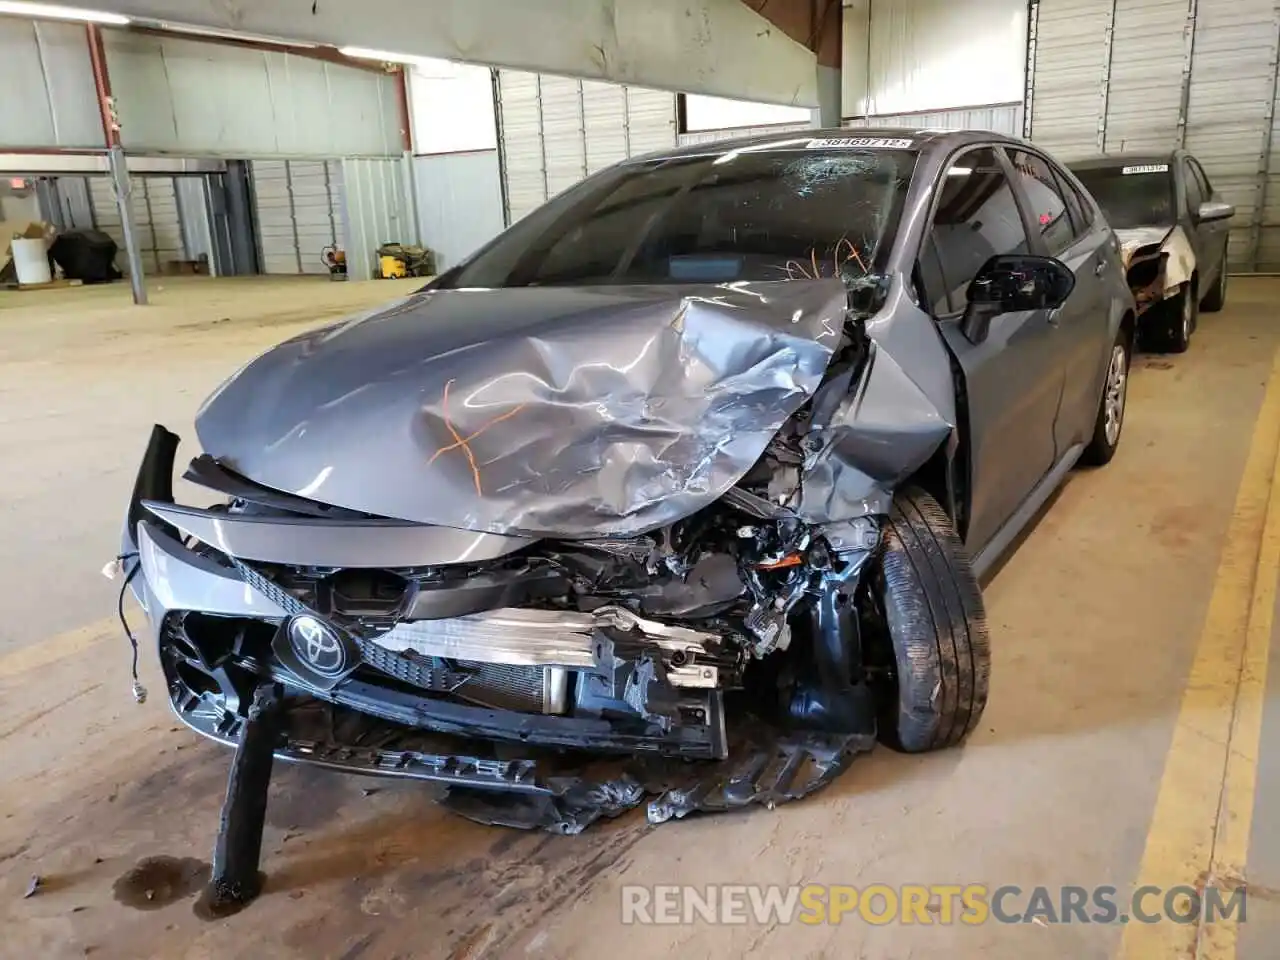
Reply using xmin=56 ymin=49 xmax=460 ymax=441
xmin=1094 ymin=259 xmax=1106 ymax=277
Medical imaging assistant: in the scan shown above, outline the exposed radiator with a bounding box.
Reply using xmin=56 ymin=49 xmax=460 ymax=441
xmin=357 ymin=636 xmax=567 ymax=713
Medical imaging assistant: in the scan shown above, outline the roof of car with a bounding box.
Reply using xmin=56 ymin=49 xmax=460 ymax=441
xmin=1069 ymin=151 xmax=1179 ymax=170
xmin=624 ymin=126 xmax=1027 ymax=163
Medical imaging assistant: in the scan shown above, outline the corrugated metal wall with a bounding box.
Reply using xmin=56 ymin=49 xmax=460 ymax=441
xmin=0 ymin=18 xmax=104 ymax=149
xmin=340 ymin=157 xmax=414 ymax=281
xmin=1027 ymin=0 xmax=1280 ymax=270
xmin=250 ymin=160 xmax=345 ymax=275
xmin=842 ymin=0 xmax=1029 ymax=119
xmin=675 ymin=122 xmax=812 ymax=146
xmin=52 ymin=177 xmax=94 ymax=230
xmin=848 ymin=103 xmax=1024 ymax=135
xmin=0 ymin=22 xmax=404 ymax=158
xmin=102 ymin=32 xmax=403 ymax=158
xmin=413 ymin=150 xmax=505 ymax=271
xmin=174 ymin=177 xmax=215 ymax=270
xmin=495 ymin=71 xmax=677 ymax=223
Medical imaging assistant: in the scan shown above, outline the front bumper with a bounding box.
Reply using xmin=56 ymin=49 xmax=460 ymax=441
xmin=123 ymin=426 xmax=730 ymax=773
xmin=120 ymin=425 xmax=880 ymax=832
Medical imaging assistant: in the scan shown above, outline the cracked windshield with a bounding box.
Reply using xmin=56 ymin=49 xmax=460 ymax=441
xmin=436 ymin=144 xmax=918 ymax=288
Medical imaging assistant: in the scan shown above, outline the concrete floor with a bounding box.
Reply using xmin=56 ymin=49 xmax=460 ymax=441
xmin=2 ymin=275 xmax=1279 ymax=959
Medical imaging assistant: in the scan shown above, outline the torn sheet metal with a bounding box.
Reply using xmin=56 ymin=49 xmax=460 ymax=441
xmin=796 ymin=342 xmax=953 ymax=521
xmin=1115 ymin=225 xmax=1174 ymax=270
xmin=195 ymin=282 xmax=847 ymax=538
xmin=1116 ymin=224 xmax=1194 ymax=297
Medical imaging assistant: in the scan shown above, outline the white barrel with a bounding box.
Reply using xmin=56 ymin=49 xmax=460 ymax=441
xmin=11 ymin=237 xmax=51 ymax=285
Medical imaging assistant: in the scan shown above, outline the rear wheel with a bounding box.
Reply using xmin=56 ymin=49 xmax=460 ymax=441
xmin=872 ymin=488 xmax=990 ymax=753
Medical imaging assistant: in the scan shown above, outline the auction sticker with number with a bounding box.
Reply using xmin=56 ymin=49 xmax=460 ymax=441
xmin=805 ymin=137 xmax=914 ymax=149
xmin=1121 ymin=164 xmax=1170 ymax=174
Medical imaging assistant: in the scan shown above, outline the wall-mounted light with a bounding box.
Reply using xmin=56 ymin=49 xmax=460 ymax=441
xmin=147 ymin=20 xmax=319 ymax=48
xmin=0 ymin=1 xmax=129 ymax=25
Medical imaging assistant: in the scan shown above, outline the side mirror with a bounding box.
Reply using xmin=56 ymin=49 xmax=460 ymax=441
xmin=1196 ymin=199 xmax=1234 ymax=223
xmin=961 ymin=254 xmax=1075 ymax=344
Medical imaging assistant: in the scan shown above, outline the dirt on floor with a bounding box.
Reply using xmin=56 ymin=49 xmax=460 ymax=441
xmin=2 ymin=277 xmax=1280 ymax=959
xmin=0 ymin=275 xmax=424 ymax=651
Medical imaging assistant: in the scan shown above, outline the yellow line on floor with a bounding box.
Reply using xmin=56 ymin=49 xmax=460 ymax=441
xmin=1198 ymin=373 xmax=1280 ymax=957
xmin=1118 ymin=346 xmax=1280 ymax=960
xmin=0 ymin=616 xmax=116 ymax=681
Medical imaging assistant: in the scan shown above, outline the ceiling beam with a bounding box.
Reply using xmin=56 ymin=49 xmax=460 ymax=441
xmin=95 ymin=0 xmax=821 ymax=106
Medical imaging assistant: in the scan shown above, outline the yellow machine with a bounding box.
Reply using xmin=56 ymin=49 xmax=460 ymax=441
xmin=378 ymin=253 xmax=408 ymax=279
xmin=376 ymin=242 xmax=434 ymax=279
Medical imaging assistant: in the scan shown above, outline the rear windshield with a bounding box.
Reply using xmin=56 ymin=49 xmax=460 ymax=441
xmin=1072 ymin=164 xmax=1175 ymax=229
xmin=435 ymin=144 xmax=918 ymax=288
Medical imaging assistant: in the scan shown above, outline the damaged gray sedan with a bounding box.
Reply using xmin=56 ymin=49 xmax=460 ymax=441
xmin=116 ymin=128 xmax=1136 ymax=900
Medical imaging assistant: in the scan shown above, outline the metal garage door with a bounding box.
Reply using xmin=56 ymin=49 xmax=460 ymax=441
xmin=87 ymin=175 xmax=185 ymax=276
xmin=1027 ymin=0 xmax=1280 ymax=270
xmin=496 ymin=70 xmax=678 ymax=224
xmin=251 ymin=160 xmax=345 ymax=275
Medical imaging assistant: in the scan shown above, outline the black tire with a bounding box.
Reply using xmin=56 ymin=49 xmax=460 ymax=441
xmin=1080 ymin=328 xmax=1130 ymax=466
xmin=874 ymin=487 xmax=990 ymax=753
xmin=1201 ymin=259 xmax=1228 ymax=313
xmin=1156 ymin=284 xmax=1196 ymax=353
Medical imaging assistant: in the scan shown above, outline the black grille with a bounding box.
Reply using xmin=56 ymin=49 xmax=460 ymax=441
xmin=356 ymin=638 xmax=469 ymax=693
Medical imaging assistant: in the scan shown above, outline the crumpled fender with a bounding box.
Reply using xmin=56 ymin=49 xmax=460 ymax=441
xmin=798 ymin=281 xmax=957 ymax=522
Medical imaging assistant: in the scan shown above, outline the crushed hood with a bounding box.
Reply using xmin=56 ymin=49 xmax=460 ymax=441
xmin=195 ymin=283 xmax=848 ymax=538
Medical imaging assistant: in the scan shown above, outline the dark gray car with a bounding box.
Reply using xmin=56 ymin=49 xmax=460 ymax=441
xmin=116 ymin=129 xmax=1135 ymax=881
xmin=1071 ymin=150 xmax=1234 ymax=352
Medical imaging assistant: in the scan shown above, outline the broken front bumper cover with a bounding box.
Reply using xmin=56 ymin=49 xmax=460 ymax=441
xmin=122 ymin=424 xmax=879 ymax=831
xmin=180 ymin=692 xmax=874 ymax=834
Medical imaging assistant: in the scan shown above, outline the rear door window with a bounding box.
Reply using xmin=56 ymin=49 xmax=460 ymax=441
xmin=1051 ymin=164 xmax=1095 ymax=238
xmin=1008 ymin=149 xmax=1076 ymax=256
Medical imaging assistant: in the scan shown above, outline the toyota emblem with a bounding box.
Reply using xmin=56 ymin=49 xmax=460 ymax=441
xmin=287 ymin=615 xmax=348 ymax=678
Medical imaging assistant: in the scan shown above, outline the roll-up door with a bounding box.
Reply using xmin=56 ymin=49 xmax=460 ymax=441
xmin=87 ymin=175 xmax=183 ymax=275
xmin=1027 ymin=0 xmax=1280 ymax=270
xmin=250 ymin=159 xmax=345 ymax=275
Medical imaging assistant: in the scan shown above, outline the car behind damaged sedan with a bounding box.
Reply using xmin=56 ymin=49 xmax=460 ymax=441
xmin=1071 ymin=152 xmax=1233 ymax=353
xmin=119 ymin=130 xmax=1135 ymax=891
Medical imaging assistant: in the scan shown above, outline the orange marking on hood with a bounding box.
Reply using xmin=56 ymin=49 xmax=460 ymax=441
xmin=429 ymin=378 xmax=527 ymax=497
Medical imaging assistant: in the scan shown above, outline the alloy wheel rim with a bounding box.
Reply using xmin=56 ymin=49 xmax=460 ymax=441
xmin=1182 ymin=291 xmax=1193 ymax=341
xmin=1104 ymin=344 xmax=1127 ymax=446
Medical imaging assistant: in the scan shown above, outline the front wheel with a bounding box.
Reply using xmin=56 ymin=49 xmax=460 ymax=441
xmin=1156 ymin=284 xmax=1196 ymax=353
xmin=872 ymin=488 xmax=991 ymax=753
xmin=1201 ymin=258 xmax=1228 ymax=313
xmin=1080 ymin=331 xmax=1129 ymax=466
